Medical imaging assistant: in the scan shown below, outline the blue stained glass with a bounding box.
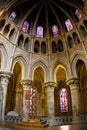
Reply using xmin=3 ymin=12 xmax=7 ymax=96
xmin=36 ymin=26 xmax=43 ymax=38
xmin=9 ymin=11 xmax=16 ymax=21
xmin=52 ymin=25 xmax=59 ymax=37
xmin=59 ymin=88 xmax=68 ymax=112
xmin=22 ymin=21 xmax=29 ymax=33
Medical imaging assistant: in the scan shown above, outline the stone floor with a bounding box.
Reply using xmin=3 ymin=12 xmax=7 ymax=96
xmin=0 ymin=121 xmax=87 ymax=130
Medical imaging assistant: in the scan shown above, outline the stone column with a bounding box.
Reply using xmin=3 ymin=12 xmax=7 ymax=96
xmin=84 ymin=0 xmax=87 ymax=15
xmin=44 ymin=81 xmax=56 ymax=117
xmin=0 ymin=71 xmax=11 ymax=120
xmin=0 ymin=8 xmax=7 ymax=18
xmin=67 ymin=78 xmax=79 ymax=115
xmin=21 ymin=79 xmax=33 ymax=121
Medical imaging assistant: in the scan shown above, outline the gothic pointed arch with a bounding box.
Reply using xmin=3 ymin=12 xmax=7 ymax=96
xmin=33 ymin=66 xmax=44 ymax=116
xmin=0 ymin=44 xmax=10 ymax=70
xmin=51 ymin=58 xmax=71 ymax=81
xmin=30 ymin=60 xmax=49 ymax=82
xmin=34 ymin=66 xmax=44 ymax=93
xmin=54 ymin=80 xmax=72 ymax=116
xmin=71 ymin=53 xmax=87 ymax=77
xmin=11 ymin=55 xmax=28 ymax=79
xmin=5 ymin=61 xmax=23 ymax=115
xmin=76 ymin=59 xmax=87 ymax=113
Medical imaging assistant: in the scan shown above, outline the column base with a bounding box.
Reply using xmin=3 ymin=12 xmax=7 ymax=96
xmin=48 ymin=117 xmax=55 ymax=126
xmin=17 ymin=119 xmax=49 ymax=128
xmin=72 ymin=115 xmax=80 ymax=124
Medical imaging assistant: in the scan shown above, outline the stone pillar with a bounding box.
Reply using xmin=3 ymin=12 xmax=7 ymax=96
xmin=21 ymin=79 xmax=33 ymax=121
xmin=44 ymin=81 xmax=56 ymax=117
xmin=84 ymin=0 xmax=87 ymax=15
xmin=67 ymin=78 xmax=79 ymax=115
xmin=0 ymin=71 xmax=11 ymax=120
xmin=0 ymin=8 xmax=7 ymax=18
xmin=36 ymin=94 xmax=44 ymax=117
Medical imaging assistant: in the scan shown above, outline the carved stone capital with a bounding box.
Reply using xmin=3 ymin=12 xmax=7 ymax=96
xmin=0 ymin=71 xmax=12 ymax=85
xmin=44 ymin=81 xmax=57 ymax=88
xmin=67 ymin=78 xmax=79 ymax=85
xmin=67 ymin=78 xmax=79 ymax=90
xmin=44 ymin=81 xmax=57 ymax=92
xmin=21 ymin=79 xmax=33 ymax=90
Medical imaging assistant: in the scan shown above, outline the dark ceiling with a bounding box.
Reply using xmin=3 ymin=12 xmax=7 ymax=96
xmin=0 ymin=0 xmax=85 ymax=36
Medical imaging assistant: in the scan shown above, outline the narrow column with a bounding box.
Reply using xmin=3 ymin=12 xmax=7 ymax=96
xmin=67 ymin=78 xmax=79 ymax=115
xmin=0 ymin=71 xmax=11 ymax=120
xmin=0 ymin=8 xmax=7 ymax=18
xmin=84 ymin=0 xmax=87 ymax=15
xmin=21 ymin=79 xmax=32 ymax=121
xmin=44 ymin=81 xmax=56 ymax=117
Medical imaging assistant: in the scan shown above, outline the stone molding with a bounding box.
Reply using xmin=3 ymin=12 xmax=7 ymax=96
xmin=67 ymin=78 xmax=80 ymax=85
xmin=0 ymin=71 xmax=12 ymax=85
xmin=21 ymin=79 xmax=33 ymax=90
xmin=44 ymin=81 xmax=57 ymax=88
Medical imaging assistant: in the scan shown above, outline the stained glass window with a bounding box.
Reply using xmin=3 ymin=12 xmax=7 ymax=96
xmin=75 ymin=9 xmax=82 ymax=20
xmin=36 ymin=26 xmax=43 ymax=38
xmin=59 ymin=88 xmax=68 ymax=112
xmin=52 ymin=25 xmax=59 ymax=37
xmin=22 ymin=21 xmax=29 ymax=33
xmin=28 ymin=87 xmax=37 ymax=117
xmin=23 ymin=86 xmax=37 ymax=118
xmin=65 ymin=19 xmax=73 ymax=31
xmin=9 ymin=11 xmax=16 ymax=21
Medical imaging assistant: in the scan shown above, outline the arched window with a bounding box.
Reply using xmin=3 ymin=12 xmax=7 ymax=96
xmin=18 ymin=35 xmax=24 ymax=47
xmin=9 ymin=11 xmax=16 ymax=21
xmin=59 ymin=88 xmax=68 ymax=112
xmin=67 ymin=36 xmax=73 ymax=48
xmin=52 ymin=41 xmax=57 ymax=53
xmin=72 ymin=32 xmax=80 ymax=44
xmin=36 ymin=26 xmax=43 ymax=38
xmin=52 ymin=25 xmax=59 ymax=37
xmin=80 ymin=25 xmax=87 ymax=37
xmin=3 ymin=24 xmax=10 ymax=36
xmin=41 ymin=41 xmax=46 ymax=54
xmin=34 ymin=41 xmax=40 ymax=53
xmin=75 ymin=9 xmax=82 ymax=20
xmin=24 ymin=38 xmax=29 ymax=50
xmin=58 ymin=40 xmax=64 ymax=52
xmin=9 ymin=28 xmax=15 ymax=42
xmin=83 ymin=20 xmax=87 ymax=29
xmin=65 ymin=19 xmax=73 ymax=31
xmin=22 ymin=21 xmax=29 ymax=33
xmin=0 ymin=19 xmax=5 ymax=31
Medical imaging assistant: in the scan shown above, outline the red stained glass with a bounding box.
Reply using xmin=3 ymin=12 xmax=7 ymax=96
xmin=59 ymin=88 xmax=68 ymax=112
xmin=52 ymin=25 xmax=59 ymax=37
xmin=22 ymin=21 xmax=29 ymax=33
xmin=75 ymin=9 xmax=82 ymax=20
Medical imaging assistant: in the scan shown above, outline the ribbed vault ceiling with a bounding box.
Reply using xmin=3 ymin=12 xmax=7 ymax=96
xmin=0 ymin=0 xmax=85 ymax=36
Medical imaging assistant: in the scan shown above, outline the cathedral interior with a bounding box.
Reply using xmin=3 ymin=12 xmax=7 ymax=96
xmin=0 ymin=0 xmax=87 ymax=129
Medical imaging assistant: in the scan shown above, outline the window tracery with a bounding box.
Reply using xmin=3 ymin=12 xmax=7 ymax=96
xmin=75 ymin=9 xmax=82 ymax=20
xmin=65 ymin=19 xmax=73 ymax=31
xmin=22 ymin=21 xmax=29 ymax=33
xmin=59 ymin=88 xmax=68 ymax=112
xmin=52 ymin=25 xmax=59 ymax=37
xmin=9 ymin=11 xmax=16 ymax=21
xmin=36 ymin=26 xmax=43 ymax=38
